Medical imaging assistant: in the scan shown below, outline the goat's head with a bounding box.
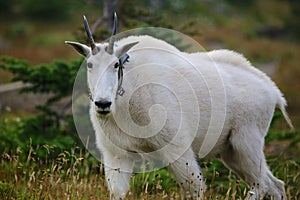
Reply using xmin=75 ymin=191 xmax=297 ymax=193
xmin=66 ymin=13 xmax=138 ymax=116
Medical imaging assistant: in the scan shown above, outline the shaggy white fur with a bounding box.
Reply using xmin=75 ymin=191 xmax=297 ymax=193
xmin=66 ymin=35 xmax=293 ymax=200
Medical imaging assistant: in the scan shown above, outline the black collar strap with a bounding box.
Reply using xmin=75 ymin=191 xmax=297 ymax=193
xmin=117 ymin=53 xmax=129 ymax=96
xmin=119 ymin=53 xmax=129 ymax=66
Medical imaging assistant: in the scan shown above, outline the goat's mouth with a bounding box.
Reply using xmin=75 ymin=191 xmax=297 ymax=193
xmin=96 ymin=109 xmax=111 ymax=115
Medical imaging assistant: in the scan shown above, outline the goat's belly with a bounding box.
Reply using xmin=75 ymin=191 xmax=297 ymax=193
xmin=191 ymin=125 xmax=231 ymax=159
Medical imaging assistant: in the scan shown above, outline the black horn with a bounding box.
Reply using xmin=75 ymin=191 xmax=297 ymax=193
xmin=83 ymin=15 xmax=98 ymax=54
xmin=106 ymin=12 xmax=117 ymax=54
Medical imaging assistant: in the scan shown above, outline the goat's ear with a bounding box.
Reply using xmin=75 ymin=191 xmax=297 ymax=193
xmin=115 ymin=41 xmax=139 ymax=58
xmin=65 ymin=41 xmax=90 ymax=57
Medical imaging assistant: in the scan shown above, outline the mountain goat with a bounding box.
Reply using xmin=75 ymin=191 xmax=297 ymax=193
xmin=66 ymin=14 xmax=293 ymax=200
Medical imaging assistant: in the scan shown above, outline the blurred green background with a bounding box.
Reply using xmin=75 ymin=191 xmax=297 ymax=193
xmin=0 ymin=0 xmax=299 ymax=199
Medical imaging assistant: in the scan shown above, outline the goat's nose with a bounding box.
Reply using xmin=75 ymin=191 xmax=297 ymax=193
xmin=94 ymin=100 xmax=112 ymax=109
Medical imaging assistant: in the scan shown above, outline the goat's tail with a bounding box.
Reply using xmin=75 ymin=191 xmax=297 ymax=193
xmin=277 ymin=97 xmax=294 ymax=130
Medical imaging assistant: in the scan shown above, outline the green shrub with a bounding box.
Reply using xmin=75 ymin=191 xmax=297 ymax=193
xmin=0 ymin=114 xmax=24 ymax=153
xmin=0 ymin=56 xmax=83 ymax=159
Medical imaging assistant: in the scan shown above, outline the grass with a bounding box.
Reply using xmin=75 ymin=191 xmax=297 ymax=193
xmin=1 ymin=1 xmax=299 ymax=199
xmin=1 ymin=142 xmax=299 ymax=200
xmin=0 ymin=145 xmax=109 ymax=200
xmin=1 ymin=112 xmax=298 ymax=199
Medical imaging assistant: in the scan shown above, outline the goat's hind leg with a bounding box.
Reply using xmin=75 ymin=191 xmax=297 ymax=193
xmin=221 ymin=126 xmax=286 ymax=200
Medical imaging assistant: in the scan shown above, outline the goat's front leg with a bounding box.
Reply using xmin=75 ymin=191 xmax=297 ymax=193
xmin=167 ymin=148 xmax=205 ymax=199
xmin=103 ymin=150 xmax=134 ymax=200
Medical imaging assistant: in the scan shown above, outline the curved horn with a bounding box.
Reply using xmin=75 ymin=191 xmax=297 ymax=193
xmin=83 ymin=15 xmax=98 ymax=54
xmin=107 ymin=12 xmax=117 ymax=54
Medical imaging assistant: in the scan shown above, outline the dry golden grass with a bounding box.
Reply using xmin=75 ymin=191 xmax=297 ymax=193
xmin=1 ymin=144 xmax=299 ymax=200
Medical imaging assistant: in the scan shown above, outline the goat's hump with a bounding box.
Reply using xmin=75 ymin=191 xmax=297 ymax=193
xmin=207 ymin=50 xmax=268 ymax=82
xmin=207 ymin=50 xmax=280 ymax=91
xmin=208 ymin=49 xmax=293 ymax=129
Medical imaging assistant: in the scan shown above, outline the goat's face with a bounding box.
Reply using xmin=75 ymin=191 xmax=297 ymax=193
xmin=65 ymin=41 xmax=138 ymax=116
xmin=87 ymin=47 xmax=119 ymax=115
xmin=66 ymin=15 xmax=138 ymax=116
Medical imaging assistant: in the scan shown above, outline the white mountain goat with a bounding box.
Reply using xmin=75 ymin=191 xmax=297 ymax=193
xmin=66 ymin=14 xmax=294 ymax=200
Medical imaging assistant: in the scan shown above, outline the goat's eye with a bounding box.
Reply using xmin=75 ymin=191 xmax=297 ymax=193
xmin=114 ymin=62 xmax=119 ymax=69
xmin=87 ymin=62 xmax=93 ymax=69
